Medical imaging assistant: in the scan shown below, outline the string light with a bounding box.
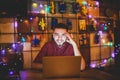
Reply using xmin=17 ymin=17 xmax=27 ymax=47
xmin=32 ymin=2 xmax=38 ymax=8
xmin=30 ymin=17 xmax=33 ymax=21
xmin=0 ymin=43 xmax=23 ymax=77
xmin=21 ymin=37 xmax=26 ymax=42
xmin=40 ymin=9 xmax=45 ymax=14
xmin=39 ymin=4 xmax=43 ymax=8
xmin=15 ymin=20 xmax=18 ymax=28
xmin=88 ymin=14 xmax=92 ymax=18
xmin=1 ymin=49 xmax=5 ymax=55
xmin=9 ymin=70 xmax=14 ymax=75
xmin=15 ymin=0 xmax=115 ymax=69
xmin=82 ymin=1 xmax=87 ymax=5
xmin=45 ymin=5 xmax=50 ymax=13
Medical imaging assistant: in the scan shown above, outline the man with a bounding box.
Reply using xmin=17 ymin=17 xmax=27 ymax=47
xmin=34 ymin=23 xmax=86 ymax=70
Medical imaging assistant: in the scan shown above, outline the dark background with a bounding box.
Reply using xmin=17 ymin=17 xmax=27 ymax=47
xmin=0 ymin=0 xmax=28 ymax=17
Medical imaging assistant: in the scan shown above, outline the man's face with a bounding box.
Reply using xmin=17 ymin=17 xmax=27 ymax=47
xmin=53 ymin=28 xmax=67 ymax=46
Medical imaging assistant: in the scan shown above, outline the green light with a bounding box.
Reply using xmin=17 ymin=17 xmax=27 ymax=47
xmin=82 ymin=1 xmax=87 ymax=5
xmin=45 ymin=6 xmax=50 ymax=13
xmin=109 ymin=42 xmax=113 ymax=47
xmin=20 ymin=19 xmax=23 ymax=22
xmin=104 ymin=26 xmax=107 ymax=30
xmin=108 ymin=58 xmax=113 ymax=62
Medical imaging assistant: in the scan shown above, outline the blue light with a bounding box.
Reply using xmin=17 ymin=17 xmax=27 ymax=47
xmin=9 ymin=71 xmax=14 ymax=75
xmin=12 ymin=43 xmax=16 ymax=49
xmin=1 ymin=49 xmax=5 ymax=55
xmin=104 ymin=26 xmax=107 ymax=30
xmin=21 ymin=37 xmax=26 ymax=42
xmin=45 ymin=6 xmax=50 ymax=13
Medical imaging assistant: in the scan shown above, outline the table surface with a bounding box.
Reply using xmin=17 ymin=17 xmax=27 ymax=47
xmin=19 ymin=68 xmax=120 ymax=80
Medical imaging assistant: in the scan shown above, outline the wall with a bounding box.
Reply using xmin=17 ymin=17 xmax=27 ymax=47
xmin=0 ymin=18 xmax=16 ymax=43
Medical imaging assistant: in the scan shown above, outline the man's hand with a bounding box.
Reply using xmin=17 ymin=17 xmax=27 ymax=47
xmin=65 ymin=33 xmax=76 ymax=45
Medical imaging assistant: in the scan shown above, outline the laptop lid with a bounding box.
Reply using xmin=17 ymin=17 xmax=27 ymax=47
xmin=42 ymin=56 xmax=81 ymax=78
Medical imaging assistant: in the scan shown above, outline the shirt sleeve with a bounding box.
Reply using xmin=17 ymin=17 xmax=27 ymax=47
xmin=33 ymin=43 xmax=48 ymax=63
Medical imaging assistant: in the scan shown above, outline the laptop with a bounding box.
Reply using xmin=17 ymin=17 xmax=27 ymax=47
xmin=42 ymin=56 xmax=81 ymax=78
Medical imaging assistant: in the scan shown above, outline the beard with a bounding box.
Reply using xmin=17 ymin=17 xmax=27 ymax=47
xmin=55 ymin=39 xmax=66 ymax=46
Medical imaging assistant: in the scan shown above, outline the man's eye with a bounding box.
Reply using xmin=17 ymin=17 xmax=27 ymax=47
xmin=54 ymin=33 xmax=58 ymax=36
xmin=62 ymin=34 xmax=66 ymax=36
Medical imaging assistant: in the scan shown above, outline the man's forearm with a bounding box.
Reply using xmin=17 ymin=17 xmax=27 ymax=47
xmin=72 ymin=43 xmax=86 ymax=70
xmin=71 ymin=42 xmax=81 ymax=56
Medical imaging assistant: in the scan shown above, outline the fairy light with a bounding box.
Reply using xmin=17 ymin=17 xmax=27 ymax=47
xmin=88 ymin=14 xmax=92 ymax=18
xmin=101 ymin=23 xmax=104 ymax=27
xmin=91 ymin=18 xmax=95 ymax=21
xmin=107 ymin=22 xmax=111 ymax=25
xmin=9 ymin=70 xmax=14 ymax=75
xmin=107 ymin=58 xmax=111 ymax=62
xmin=94 ymin=20 xmax=97 ymax=24
xmin=111 ymin=52 xmax=115 ymax=58
xmin=104 ymin=26 xmax=107 ymax=30
xmin=90 ymin=61 xmax=97 ymax=68
xmin=13 ymin=0 xmax=115 ymax=69
xmin=99 ymin=31 xmax=103 ymax=38
xmin=103 ymin=59 xmax=107 ymax=63
xmin=15 ymin=20 xmax=18 ymax=28
xmin=21 ymin=37 xmax=26 ymax=42
xmin=40 ymin=9 xmax=45 ymax=14
xmin=45 ymin=5 xmax=50 ymax=13
xmin=39 ymin=4 xmax=43 ymax=8
xmin=103 ymin=24 xmax=107 ymax=30
xmin=32 ymin=2 xmax=38 ymax=8
xmin=90 ymin=63 xmax=96 ymax=68
xmin=109 ymin=42 xmax=113 ymax=46
xmin=95 ymin=1 xmax=99 ymax=7
xmin=20 ymin=19 xmax=23 ymax=22
xmin=12 ymin=43 xmax=16 ymax=49
xmin=0 ymin=42 xmax=24 ymax=77
xmin=82 ymin=1 xmax=87 ymax=5
xmin=30 ymin=17 xmax=33 ymax=21
xmin=101 ymin=39 xmax=105 ymax=44
xmin=1 ymin=49 xmax=5 ymax=55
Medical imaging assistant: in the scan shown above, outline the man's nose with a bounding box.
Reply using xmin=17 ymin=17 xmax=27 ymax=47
xmin=58 ymin=35 xmax=62 ymax=39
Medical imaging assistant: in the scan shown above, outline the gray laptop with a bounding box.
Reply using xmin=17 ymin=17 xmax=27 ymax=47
xmin=42 ymin=56 xmax=81 ymax=78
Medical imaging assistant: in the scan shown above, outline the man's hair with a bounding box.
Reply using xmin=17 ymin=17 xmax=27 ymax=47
xmin=53 ymin=23 xmax=68 ymax=31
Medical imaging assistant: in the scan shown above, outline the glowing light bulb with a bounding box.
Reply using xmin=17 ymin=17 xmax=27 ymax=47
xmin=90 ymin=63 xmax=96 ymax=68
xmin=82 ymin=1 xmax=87 ymax=5
xmin=32 ymin=2 xmax=38 ymax=8
xmin=9 ymin=71 xmax=14 ymax=75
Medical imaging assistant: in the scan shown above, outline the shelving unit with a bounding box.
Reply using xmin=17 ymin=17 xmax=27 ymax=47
xmin=0 ymin=0 xmax=115 ymax=69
